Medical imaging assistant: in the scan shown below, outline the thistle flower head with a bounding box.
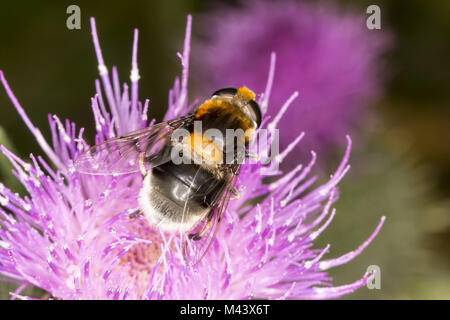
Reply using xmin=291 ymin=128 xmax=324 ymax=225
xmin=0 ymin=16 xmax=384 ymax=300
xmin=194 ymin=0 xmax=390 ymax=157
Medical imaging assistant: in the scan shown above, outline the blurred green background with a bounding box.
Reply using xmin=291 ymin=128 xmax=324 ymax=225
xmin=0 ymin=0 xmax=449 ymax=299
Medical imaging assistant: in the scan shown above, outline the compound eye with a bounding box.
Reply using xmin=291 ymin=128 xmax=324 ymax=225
xmin=212 ymin=87 xmax=237 ymax=98
xmin=247 ymin=100 xmax=262 ymax=128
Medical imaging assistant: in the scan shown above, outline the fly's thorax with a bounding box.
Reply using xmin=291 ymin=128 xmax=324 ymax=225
xmin=194 ymin=97 xmax=257 ymax=139
xmin=191 ymin=97 xmax=256 ymax=165
xmin=173 ymin=129 xmax=249 ymax=167
xmin=183 ymin=132 xmax=224 ymax=167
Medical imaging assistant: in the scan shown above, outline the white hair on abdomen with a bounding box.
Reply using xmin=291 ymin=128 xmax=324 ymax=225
xmin=138 ymin=173 xmax=208 ymax=233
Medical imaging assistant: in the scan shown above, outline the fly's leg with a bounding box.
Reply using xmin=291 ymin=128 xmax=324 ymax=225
xmin=189 ymin=212 xmax=214 ymax=241
xmin=128 ymin=210 xmax=143 ymax=219
xmin=230 ymin=186 xmax=240 ymax=200
xmin=139 ymin=154 xmax=147 ymax=176
xmin=134 ymin=154 xmax=146 ymax=220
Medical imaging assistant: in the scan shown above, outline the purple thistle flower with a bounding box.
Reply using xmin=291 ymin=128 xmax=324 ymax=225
xmin=193 ymin=0 xmax=390 ymax=159
xmin=0 ymin=16 xmax=384 ymax=300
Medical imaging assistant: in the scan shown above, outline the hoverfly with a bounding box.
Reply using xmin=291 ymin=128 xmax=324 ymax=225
xmin=74 ymin=87 xmax=262 ymax=265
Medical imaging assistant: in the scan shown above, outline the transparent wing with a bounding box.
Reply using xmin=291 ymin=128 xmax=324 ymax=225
xmin=74 ymin=116 xmax=193 ymax=175
xmin=182 ymin=171 xmax=238 ymax=267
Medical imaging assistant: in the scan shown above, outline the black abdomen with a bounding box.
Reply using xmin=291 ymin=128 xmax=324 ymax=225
xmin=151 ymin=161 xmax=227 ymax=210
